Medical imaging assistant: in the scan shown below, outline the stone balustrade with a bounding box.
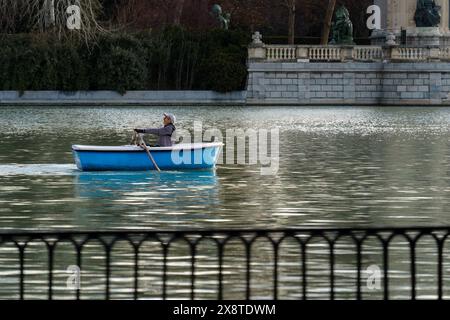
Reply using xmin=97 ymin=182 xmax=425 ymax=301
xmin=440 ymin=47 xmax=450 ymax=60
xmin=352 ymin=46 xmax=384 ymax=61
xmin=249 ymin=43 xmax=450 ymax=63
xmin=308 ymin=46 xmax=342 ymax=61
xmin=390 ymin=47 xmax=428 ymax=61
xmin=266 ymin=46 xmax=297 ymax=61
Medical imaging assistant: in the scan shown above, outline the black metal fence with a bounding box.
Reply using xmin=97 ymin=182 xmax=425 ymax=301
xmin=1 ymin=227 xmax=450 ymax=300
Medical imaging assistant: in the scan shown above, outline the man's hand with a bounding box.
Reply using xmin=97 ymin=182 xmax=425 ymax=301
xmin=134 ymin=129 xmax=145 ymax=134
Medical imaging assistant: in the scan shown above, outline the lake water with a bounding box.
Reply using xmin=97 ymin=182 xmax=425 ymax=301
xmin=1 ymin=105 xmax=450 ymax=299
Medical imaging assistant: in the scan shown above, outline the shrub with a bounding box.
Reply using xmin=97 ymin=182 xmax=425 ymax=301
xmin=0 ymin=29 xmax=250 ymax=93
xmin=94 ymin=46 xmax=147 ymax=95
xmin=197 ymin=50 xmax=247 ymax=92
xmin=53 ymin=42 xmax=89 ymax=91
xmin=194 ymin=29 xmax=249 ymax=92
xmin=0 ymin=42 xmax=15 ymax=90
xmin=0 ymin=35 xmax=88 ymax=92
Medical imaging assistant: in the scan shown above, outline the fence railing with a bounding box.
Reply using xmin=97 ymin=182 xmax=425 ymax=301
xmin=352 ymin=46 xmax=384 ymax=61
xmin=266 ymin=46 xmax=297 ymax=61
xmin=391 ymin=47 xmax=429 ymax=61
xmin=1 ymin=227 xmax=450 ymax=300
xmin=308 ymin=46 xmax=342 ymax=62
xmin=249 ymin=44 xmax=450 ymax=62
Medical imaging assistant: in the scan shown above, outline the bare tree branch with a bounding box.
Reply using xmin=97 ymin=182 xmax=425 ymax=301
xmin=0 ymin=0 xmax=106 ymax=41
xmin=321 ymin=0 xmax=336 ymax=45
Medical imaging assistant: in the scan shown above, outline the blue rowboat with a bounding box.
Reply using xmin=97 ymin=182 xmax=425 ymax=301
xmin=72 ymin=142 xmax=223 ymax=171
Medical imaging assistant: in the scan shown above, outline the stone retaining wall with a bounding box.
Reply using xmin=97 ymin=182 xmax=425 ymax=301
xmin=247 ymin=62 xmax=450 ymax=105
xmin=0 ymin=90 xmax=246 ymax=106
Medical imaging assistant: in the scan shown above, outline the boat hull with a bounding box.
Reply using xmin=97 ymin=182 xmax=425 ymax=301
xmin=72 ymin=143 xmax=223 ymax=171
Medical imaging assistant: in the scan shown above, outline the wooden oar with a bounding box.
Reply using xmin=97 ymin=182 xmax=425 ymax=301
xmin=140 ymin=141 xmax=161 ymax=172
xmin=132 ymin=131 xmax=161 ymax=172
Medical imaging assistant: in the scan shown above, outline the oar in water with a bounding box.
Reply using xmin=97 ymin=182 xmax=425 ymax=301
xmin=132 ymin=132 xmax=161 ymax=172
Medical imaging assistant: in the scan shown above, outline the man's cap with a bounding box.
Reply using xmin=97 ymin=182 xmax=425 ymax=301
xmin=164 ymin=113 xmax=176 ymax=124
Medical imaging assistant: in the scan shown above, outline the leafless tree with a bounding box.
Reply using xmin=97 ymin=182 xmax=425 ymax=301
xmin=0 ymin=0 xmax=106 ymax=41
xmin=282 ymin=0 xmax=296 ymax=44
xmin=223 ymin=0 xmax=271 ymax=32
xmin=173 ymin=0 xmax=186 ymax=25
xmin=320 ymin=0 xmax=336 ymax=44
xmin=0 ymin=0 xmax=26 ymax=33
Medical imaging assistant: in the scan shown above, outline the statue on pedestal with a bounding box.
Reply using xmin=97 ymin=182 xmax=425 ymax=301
xmin=211 ymin=4 xmax=231 ymax=30
xmin=330 ymin=5 xmax=355 ymax=45
xmin=414 ymin=0 xmax=441 ymax=27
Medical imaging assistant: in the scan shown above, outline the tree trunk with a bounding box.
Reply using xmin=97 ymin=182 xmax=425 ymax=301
xmin=44 ymin=0 xmax=56 ymax=28
xmin=320 ymin=0 xmax=336 ymax=45
xmin=173 ymin=0 xmax=186 ymax=25
xmin=287 ymin=0 xmax=296 ymax=45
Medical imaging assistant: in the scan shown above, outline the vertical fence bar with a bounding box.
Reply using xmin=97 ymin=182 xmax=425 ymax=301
xmin=190 ymin=241 xmax=196 ymax=300
xmin=76 ymin=245 xmax=82 ymax=300
xmin=218 ymin=241 xmax=224 ymax=300
xmin=301 ymin=241 xmax=307 ymax=300
xmin=18 ymin=245 xmax=25 ymax=300
xmin=410 ymin=240 xmax=416 ymax=300
xmin=47 ymin=243 xmax=54 ymax=300
xmin=162 ymin=244 xmax=168 ymax=300
xmin=105 ymin=245 xmax=111 ymax=300
xmin=437 ymin=239 xmax=444 ymax=300
xmin=133 ymin=244 xmax=139 ymax=300
xmin=245 ymin=241 xmax=251 ymax=300
xmin=383 ymin=241 xmax=389 ymax=300
xmin=356 ymin=241 xmax=362 ymax=300
xmin=273 ymin=240 xmax=278 ymax=300
xmin=329 ymin=241 xmax=335 ymax=300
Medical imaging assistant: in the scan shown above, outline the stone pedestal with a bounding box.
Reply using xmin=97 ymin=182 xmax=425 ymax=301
xmin=408 ymin=27 xmax=442 ymax=46
xmin=371 ymin=0 xmax=450 ymax=46
xmin=248 ymin=45 xmax=266 ymax=61
xmin=370 ymin=29 xmax=389 ymax=46
xmin=371 ymin=26 xmax=450 ymax=47
xmin=248 ymin=31 xmax=266 ymax=61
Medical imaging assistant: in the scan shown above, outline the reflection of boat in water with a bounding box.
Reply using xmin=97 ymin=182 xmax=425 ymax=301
xmin=72 ymin=170 xmax=222 ymax=230
xmin=75 ymin=170 xmax=219 ymax=200
xmin=72 ymin=142 xmax=223 ymax=171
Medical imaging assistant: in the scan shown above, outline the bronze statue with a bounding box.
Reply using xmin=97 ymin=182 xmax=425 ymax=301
xmin=414 ymin=0 xmax=441 ymax=27
xmin=330 ymin=5 xmax=354 ymax=45
xmin=211 ymin=4 xmax=231 ymax=30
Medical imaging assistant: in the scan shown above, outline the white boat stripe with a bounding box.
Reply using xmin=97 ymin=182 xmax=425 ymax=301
xmin=72 ymin=142 xmax=224 ymax=152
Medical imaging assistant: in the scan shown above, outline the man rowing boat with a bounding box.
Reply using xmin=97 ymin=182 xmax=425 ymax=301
xmin=134 ymin=113 xmax=176 ymax=147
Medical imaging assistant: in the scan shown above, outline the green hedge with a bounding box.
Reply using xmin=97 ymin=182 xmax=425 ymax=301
xmin=0 ymin=35 xmax=89 ymax=92
xmin=0 ymin=28 xmax=249 ymax=94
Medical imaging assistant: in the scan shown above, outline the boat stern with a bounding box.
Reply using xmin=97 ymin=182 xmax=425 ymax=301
xmin=72 ymin=146 xmax=84 ymax=170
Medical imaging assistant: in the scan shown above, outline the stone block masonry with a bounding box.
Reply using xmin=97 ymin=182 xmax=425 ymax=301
xmin=246 ymin=62 xmax=450 ymax=106
xmin=0 ymin=91 xmax=247 ymax=106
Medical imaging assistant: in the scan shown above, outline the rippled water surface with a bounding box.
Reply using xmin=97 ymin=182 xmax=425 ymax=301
xmin=1 ymin=105 xmax=450 ymax=299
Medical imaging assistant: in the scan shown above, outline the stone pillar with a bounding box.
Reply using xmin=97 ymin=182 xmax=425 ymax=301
xmin=371 ymin=0 xmax=450 ymax=46
xmin=430 ymin=72 xmax=442 ymax=104
xmin=248 ymin=31 xmax=266 ymax=61
xmin=440 ymin=0 xmax=450 ymax=45
xmin=343 ymin=72 xmax=356 ymax=103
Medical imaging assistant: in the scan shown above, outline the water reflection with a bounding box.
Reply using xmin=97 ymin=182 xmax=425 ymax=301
xmin=75 ymin=170 xmax=219 ymax=201
xmin=1 ymin=105 xmax=450 ymax=299
xmin=73 ymin=170 xmax=221 ymax=230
